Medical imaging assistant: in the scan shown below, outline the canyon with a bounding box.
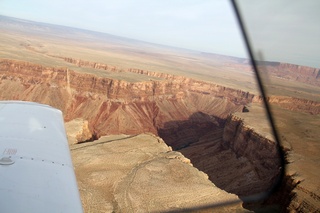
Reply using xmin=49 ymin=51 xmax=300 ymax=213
xmin=0 ymin=59 xmax=254 ymax=140
xmin=1 ymin=15 xmax=320 ymax=212
xmin=1 ymin=58 xmax=318 ymax=211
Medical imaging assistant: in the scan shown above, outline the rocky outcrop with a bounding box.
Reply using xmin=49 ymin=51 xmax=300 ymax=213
xmin=65 ymin=118 xmax=96 ymax=145
xmin=59 ymin=56 xmax=320 ymax=87
xmin=253 ymin=95 xmax=320 ymax=115
xmin=263 ymin=62 xmax=320 ymax=86
xmin=71 ymin=133 xmax=244 ymax=212
xmin=2 ymin=14 xmax=319 ymax=212
xmin=222 ymin=115 xmax=282 ymax=196
xmin=266 ymin=96 xmax=320 ymax=115
xmin=0 ymin=59 xmax=253 ymax=143
xmin=47 ymin=56 xmax=320 ymax=115
xmin=55 ymin=56 xmax=120 ymax=72
xmin=2 ymin=58 xmax=315 ymax=211
xmin=179 ymin=113 xmax=282 ymax=198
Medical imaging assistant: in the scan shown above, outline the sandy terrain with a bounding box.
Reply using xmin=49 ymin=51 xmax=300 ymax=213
xmin=1 ymin=15 xmax=319 ymax=212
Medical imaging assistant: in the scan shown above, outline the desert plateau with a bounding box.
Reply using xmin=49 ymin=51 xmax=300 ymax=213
xmin=0 ymin=15 xmax=320 ymax=212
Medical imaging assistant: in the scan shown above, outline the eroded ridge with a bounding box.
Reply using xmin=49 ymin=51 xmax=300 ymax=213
xmin=0 ymin=59 xmax=253 ymax=140
xmin=1 ymin=58 xmax=314 ymax=211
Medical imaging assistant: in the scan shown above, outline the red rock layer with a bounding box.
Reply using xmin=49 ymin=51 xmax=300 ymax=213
xmin=57 ymin=56 xmax=320 ymax=115
xmin=260 ymin=62 xmax=320 ymax=86
xmin=0 ymin=59 xmax=252 ymax=140
xmin=253 ymin=95 xmax=320 ymax=115
xmin=222 ymin=115 xmax=282 ymax=195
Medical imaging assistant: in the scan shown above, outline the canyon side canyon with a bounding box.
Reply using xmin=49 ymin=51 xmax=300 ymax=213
xmin=0 ymin=58 xmax=282 ymax=212
xmin=1 ymin=15 xmax=320 ymax=212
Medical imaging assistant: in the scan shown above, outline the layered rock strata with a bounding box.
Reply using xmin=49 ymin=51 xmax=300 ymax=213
xmin=55 ymin=56 xmax=320 ymax=86
xmin=1 ymin=58 xmax=310 ymax=211
xmin=0 ymin=59 xmax=252 ymax=140
xmin=222 ymin=115 xmax=281 ymax=195
xmin=261 ymin=62 xmax=320 ymax=86
xmin=179 ymin=115 xmax=282 ymax=198
xmin=253 ymin=96 xmax=320 ymax=115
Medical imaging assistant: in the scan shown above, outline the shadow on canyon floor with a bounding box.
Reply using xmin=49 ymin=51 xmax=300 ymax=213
xmin=158 ymin=111 xmax=291 ymax=211
xmin=158 ymin=111 xmax=225 ymax=150
xmin=243 ymin=174 xmax=300 ymax=212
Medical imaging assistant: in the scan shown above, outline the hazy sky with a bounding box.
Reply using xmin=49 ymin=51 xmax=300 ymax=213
xmin=238 ymin=0 xmax=320 ymax=68
xmin=1 ymin=0 xmax=319 ymax=67
xmin=0 ymin=0 xmax=247 ymax=58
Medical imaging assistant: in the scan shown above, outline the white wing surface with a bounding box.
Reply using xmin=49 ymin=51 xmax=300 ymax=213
xmin=0 ymin=101 xmax=83 ymax=213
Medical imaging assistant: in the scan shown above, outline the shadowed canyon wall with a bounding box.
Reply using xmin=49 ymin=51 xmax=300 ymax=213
xmin=178 ymin=114 xmax=282 ymax=197
xmin=1 ymin=59 xmax=287 ymax=208
xmin=222 ymin=115 xmax=281 ymax=195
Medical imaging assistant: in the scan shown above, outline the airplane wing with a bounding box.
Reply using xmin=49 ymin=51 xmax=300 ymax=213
xmin=0 ymin=101 xmax=83 ymax=213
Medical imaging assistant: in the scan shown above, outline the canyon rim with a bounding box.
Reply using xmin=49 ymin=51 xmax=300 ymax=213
xmin=1 ymin=15 xmax=320 ymax=212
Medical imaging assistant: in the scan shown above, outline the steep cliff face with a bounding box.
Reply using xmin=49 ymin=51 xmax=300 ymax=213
xmin=222 ymin=115 xmax=282 ymax=195
xmin=267 ymin=96 xmax=320 ymax=115
xmin=253 ymin=96 xmax=320 ymax=115
xmin=221 ymin=113 xmax=320 ymax=212
xmin=0 ymin=59 xmax=252 ymax=144
xmin=229 ymin=60 xmax=320 ymax=86
xmin=256 ymin=61 xmax=320 ymax=86
xmin=59 ymin=56 xmax=320 ymax=87
xmin=1 ymin=58 xmax=307 ymax=210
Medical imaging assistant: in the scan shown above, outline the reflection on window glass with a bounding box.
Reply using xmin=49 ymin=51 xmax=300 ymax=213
xmin=237 ymin=0 xmax=320 ymax=212
xmin=0 ymin=0 xmax=290 ymax=212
